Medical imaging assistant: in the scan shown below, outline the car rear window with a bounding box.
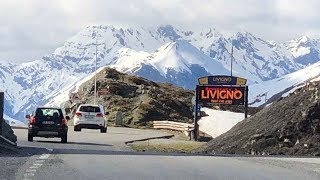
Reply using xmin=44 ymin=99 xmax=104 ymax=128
xmin=79 ymin=106 xmax=101 ymax=113
xmin=35 ymin=108 xmax=62 ymax=117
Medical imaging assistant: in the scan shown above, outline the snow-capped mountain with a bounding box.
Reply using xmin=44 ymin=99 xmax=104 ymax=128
xmin=285 ymin=36 xmax=320 ymax=65
xmin=1 ymin=25 xmax=320 ymax=121
xmin=110 ymin=40 xmax=230 ymax=88
xmin=249 ymin=61 xmax=320 ymax=106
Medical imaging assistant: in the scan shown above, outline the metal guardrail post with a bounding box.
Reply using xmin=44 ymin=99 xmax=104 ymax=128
xmin=0 ymin=92 xmax=4 ymax=136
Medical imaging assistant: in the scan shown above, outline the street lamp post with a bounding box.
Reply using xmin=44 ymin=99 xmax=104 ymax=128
xmin=94 ymin=35 xmax=97 ymax=105
xmin=231 ymin=45 xmax=234 ymax=77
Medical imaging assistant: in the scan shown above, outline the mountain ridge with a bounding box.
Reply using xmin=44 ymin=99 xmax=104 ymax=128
xmin=1 ymin=24 xmax=320 ymax=121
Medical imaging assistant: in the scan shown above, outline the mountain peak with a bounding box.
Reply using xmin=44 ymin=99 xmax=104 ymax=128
xmin=289 ymin=36 xmax=312 ymax=47
xmin=296 ymin=35 xmax=310 ymax=43
xmin=199 ymin=27 xmax=221 ymax=38
xmin=157 ymin=25 xmax=181 ymax=41
xmin=233 ymin=31 xmax=259 ymax=40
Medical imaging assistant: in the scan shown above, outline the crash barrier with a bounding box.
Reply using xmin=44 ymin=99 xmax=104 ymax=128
xmin=10 ymin=126 xmax=28 ymax=129
xmin=152 ymin=121 xmax=195 ymax=139
xmin=0 ymin=135 xmax=17 ymax=146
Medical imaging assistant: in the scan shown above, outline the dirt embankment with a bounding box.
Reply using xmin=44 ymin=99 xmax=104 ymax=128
xmin=198 ymin=81 xmax=320 ymax=156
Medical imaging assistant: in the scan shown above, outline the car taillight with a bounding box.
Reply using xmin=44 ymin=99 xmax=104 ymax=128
xmin=96 ymin=113 xmax=103 ymax=117
xmin=61 ymin=118 xmax=67 ymax=126
xmin=29 ymin=116 xmax=35 ymax=125
xmin=75 ymin=112 xmax=82 ymax=117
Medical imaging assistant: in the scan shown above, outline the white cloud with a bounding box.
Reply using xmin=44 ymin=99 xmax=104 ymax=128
xmin=0 ymin=0 xmax=319 ymax=62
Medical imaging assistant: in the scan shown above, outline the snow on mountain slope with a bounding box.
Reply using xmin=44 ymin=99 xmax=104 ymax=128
xmin=3 ymin=114 xmax=27 ymax=127
xmin=110 ymin=40 xmax=230 ymax=88
xmin=205 ymin=32 xmax=303 ymax=82
xmin=284 ymin=36 xmax=320 ymax=65
xmin=249 ymin=61 xmax=320 ymax=106
xmin=1 ymin=24 xmax=320 ymax=121
xmin=45 ymin=66 xmax=107 ymax=107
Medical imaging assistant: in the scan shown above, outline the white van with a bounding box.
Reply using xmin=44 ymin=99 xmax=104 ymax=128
xmin=73 ymin=104 xmax=108 ymax=133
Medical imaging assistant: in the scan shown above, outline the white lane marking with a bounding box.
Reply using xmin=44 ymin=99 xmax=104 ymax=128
xmin=23 ymin=149 xmax=53 ymax=180
xmin=24 ymin=173 xmax=35 ymax=177
xmin=39 ymin=154 xmax=50 ymax=159
xmin=33 ymin=163 xmax=43 ymax=166
xmin=35 ymin=160 xmax=45 ymax=163
xmin=29 ymin=166 xmax=40 ymax=169
xmin=46 ymin=148 xmax=53 ymax=152
xmin=26 ymin=169 xmax=37 ymax=173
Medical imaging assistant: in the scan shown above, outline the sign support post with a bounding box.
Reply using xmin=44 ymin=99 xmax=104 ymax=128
xmin=245 ymin=86 xmax=249 ymax=119
xmin=0 ymin=92 xmax=4 ymax=136
xmin=194 ymin=85 xmax=199 ymax=141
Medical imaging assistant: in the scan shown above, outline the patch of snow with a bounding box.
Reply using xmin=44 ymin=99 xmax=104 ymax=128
xmin=250 ymin=61 xmax=320 ymax=106
xmin=198 ymin=107 xmax=245 ymax=138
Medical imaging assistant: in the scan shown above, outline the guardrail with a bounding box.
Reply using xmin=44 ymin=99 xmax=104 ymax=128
xmin=10 ymin=126 xmax=28 ymax=129
xmin=153 ymin=121 xmax=195 ymax=139
xmin=0 ymin=135 xmax=17 ymax=146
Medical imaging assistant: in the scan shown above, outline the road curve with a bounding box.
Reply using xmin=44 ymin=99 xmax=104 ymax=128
xmin=2 ymin=128 xmax=320 ymax=180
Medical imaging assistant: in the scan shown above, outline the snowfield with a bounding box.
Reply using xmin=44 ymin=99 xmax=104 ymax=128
xmin=249 ymin=61 xmax=320 ymax=106
xmin=198 ymin=107 xmax=245 ymax=138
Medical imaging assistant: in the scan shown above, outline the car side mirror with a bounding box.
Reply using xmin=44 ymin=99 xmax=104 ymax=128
xmin=66 ymin=116 xmax=70 ymax=120
xmin=105 ymin=112 xmax=109 ymax=115
xmin=26 ymin=114 xmax=30 ymax=119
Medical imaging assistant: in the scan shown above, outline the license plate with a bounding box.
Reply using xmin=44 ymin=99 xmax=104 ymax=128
xmin=85 ymin=115 xmax=94 ymax=119
xmin=42 ymin=121 xmax=54 ymax=125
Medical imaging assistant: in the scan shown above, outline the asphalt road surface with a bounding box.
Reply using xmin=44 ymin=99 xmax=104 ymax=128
xmin=1 ymin=127 xmax=320 ymax=180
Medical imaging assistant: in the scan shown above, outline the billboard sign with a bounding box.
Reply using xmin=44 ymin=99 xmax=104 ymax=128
xmin=98 ymin=87 xmax=110 ymax=96
xmin=198 ymin=85 xmax=246 ymax=105
xmin=198 ymin=76 xmax=247 ymax=86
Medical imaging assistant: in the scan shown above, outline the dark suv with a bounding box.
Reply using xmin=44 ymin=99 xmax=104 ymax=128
xmin=26 ymin=107 xmax=70 ymax=143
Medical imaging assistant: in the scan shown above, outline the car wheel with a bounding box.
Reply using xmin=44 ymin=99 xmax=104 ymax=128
xmin=74 ymin=126 xmax=81 ymax=132
xmin=28 ymin=134 xmax=33 ymax=142
xmin=100 ymin=126 xmax=107 ymax=133
xmin=61 ymin=135 xmax=68 ymax=143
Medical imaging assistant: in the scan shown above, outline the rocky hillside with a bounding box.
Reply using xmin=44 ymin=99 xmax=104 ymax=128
xmin=199 ymin=81 xmax=320 ymax=156
xmin=65 ymin=68 xmax=194 ymax=127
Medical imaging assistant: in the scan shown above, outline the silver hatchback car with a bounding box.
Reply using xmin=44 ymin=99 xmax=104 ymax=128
xmin=73 ymin=104 xmax=108 ymax=133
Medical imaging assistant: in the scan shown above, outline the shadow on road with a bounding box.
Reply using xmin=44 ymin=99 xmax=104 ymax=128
xmin=53 ymin=148 xmax=202 ymax=157
xmin=0 ymin=146 xmax=48 ymax=157
xmin=36 ymin=140 xmax=113 ymax=147
xmin=107 ymin=132 xmax=140 ymax=135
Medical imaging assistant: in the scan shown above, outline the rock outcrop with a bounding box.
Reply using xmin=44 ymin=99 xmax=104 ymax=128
xmin=66 ymin=68 xmax=194 ymax=127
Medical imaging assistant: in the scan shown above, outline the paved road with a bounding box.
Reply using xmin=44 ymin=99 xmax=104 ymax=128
xmin=1 ymin=127 xmax=320 ymax=180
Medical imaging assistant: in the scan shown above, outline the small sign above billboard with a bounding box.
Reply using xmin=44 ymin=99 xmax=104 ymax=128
xmin=198 ymin=76 xmax=247 ymax=86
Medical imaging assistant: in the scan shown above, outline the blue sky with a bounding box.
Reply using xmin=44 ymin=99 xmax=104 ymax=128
xmin=0 ymin=0 xmax=319 ymax=62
